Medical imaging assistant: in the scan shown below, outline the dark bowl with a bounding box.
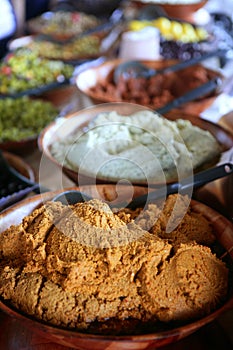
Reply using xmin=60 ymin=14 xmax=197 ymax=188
xmin=72 ymin=0 xmax=123 ymax=16
xmin=3 ymin=151 xmax=35 ymax=181
xmin=0 ymin=151 xmax=35 ymax=205
xmin=0 ymin=136 xmax=38 ymax=155
xmin=0 ymin=184 xmax=233 ymax=349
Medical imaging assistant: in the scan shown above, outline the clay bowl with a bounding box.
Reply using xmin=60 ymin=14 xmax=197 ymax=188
xmin=72 ymin=0 xmax=123 ymax=16
xmin=0 ymin=184 xmax=233 ymax=349
xmin=0 ymin=94 xmax=74 ymax=156
xmin=0 ymin=151 xmax=35 ymax=206
xmin=218 ymin=110 xmax=233 ymax=137
xmin=160 ymin=1 xmax=208 ymax=22
xmin=26 ymin=10 xmax=101 ymax=41
xmin=0 ymin=96 xmax=59 ymax=155
xmin=132 ymin=1 xmax=208 ymax=22
xmin=0 ymin=137 xmax=38 ymax=156
xmin=3 ymin=151 xmax=35 ymax=181
xmin=75 ymin=58 xmax=222 ymax=115
xmin=38 ymin=102 xmax=233 ymax=187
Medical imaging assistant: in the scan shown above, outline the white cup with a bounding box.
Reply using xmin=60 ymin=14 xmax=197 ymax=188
xmin=119 ymin=27 xmax=161 ymax=60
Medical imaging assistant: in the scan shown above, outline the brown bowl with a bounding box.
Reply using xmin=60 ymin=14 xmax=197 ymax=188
xmin=38 ymin=102 xmax=233 ymax=187
xmin=132 ymin=1 xmax=208 ymax=22
xmin=160 ymin=1 xmax=208 ymax=22
xmin=0 ymin=96 xmax=61 ymax=155
xmin=75 ymin=58 xmax=221 ymax=115
xmin=3 ymin=151 xmax=35 ymax=181
xmin=0 ymin=151 xmax=35 ymax=205
xmin=72 ymin=0 xmax=123 ymax=16
xmin=218 ymin=110 xmax=233 ymax=137
xmin=0 ymin=184 xmax=233 ymax=349
xmin=0 ymin=136 xmax=38 ymax=156
xmin=26 ymin=11 xmax=101 ymax=41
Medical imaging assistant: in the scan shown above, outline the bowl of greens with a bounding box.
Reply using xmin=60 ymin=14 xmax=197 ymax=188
xmin=0 ymin=96 xmax=59 ymax=154
xmin=0 ymin=48 xmax=74 ymax=98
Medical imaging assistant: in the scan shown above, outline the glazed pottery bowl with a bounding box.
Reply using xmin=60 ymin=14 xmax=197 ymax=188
xmin=0 ymin=96 xmax=59 ymax=155
xmin=75 ymin=58 xmax=222 ymax=115
xmin=0 ymin=184 xmax=233 ymax=349
xmin=38 ymin=102 xmax=233 ymax=187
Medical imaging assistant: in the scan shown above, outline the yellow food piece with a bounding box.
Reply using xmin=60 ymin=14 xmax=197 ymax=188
xmin=154 ymin=17 xmax=171 ymax=34
xmin=128 ymin=20 xmax=149 ymax=31
xmin=128 ymin=17 xmax=208 ymax=43
xmin=196 ymin=27 xmax=209 ymax=41
xmin=170 ymin=21 xmax=184 ymax=40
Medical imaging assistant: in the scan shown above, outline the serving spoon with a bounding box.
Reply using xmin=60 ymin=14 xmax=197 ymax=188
xmin=53 ymin=162 xmax=233 ymax=210
xmin=113 ymin=49 xmax=227 ymax=83
xmin=157 ymin=76 xmax=221 ymax=114
xmin=137 ymin=4 xmax=167 ymax=20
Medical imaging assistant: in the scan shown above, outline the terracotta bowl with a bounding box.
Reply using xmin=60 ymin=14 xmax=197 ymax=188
xmin=0 ymin=184 xmax=233 ymax=349
xmin=72 ymin=0 xmax=123 ymax=16
xmin=160 ymin=1 xmax=208 ymax=22
xmin=3 ymin=151 xmax=35 ymax=181
xmin=0 ymin=151 xmax=35 ymax=206
xmin=26 ymin=10 xmax=101 ymax=41
xmin=132 ymin=1 xmax=208 ymax=22
xmin=75 ymin=58 xmax=222 ymax=115
xmin=0 ymin=96 xmax=60 ymax=155
xmin=0 ymin=137 xmax=38 ymax=156
xmin=38 ymin=102 xmax=233 ymax=187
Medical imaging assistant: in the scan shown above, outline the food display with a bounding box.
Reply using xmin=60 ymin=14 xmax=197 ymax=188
xmin=0 ymin=48 xmax=74 ymax=96
xmin=129 ymin=18 xmax=208 ymax=43
xmin=84 ymin=62 xmax=220 ymax=110
xmin=27 ymin=34 xmax=102 ymax=61
xmin=0 ymin=0 xmax=233 ymax=346
xmin=27 ymin=11 xmax=101 ymax=40
xmin=127 ymin=17 xmax=209 ymax=59
xmin=50 ymin=110 xmax=221 ymax=183
xmin=0 ymin=97 xmax=58 ymax=142
xmin=0 ymin=194 xmax=229 ymax=334
xmin=129 ymin=0 xmax=210 ymax=57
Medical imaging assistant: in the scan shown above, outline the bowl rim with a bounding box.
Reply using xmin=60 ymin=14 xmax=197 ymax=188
xmin=0 ymin=185 xmax=233 ymax=342
xmin=131 ymin=0 xmax=208 ymax=8
xmin=3 ymin=151 xmax=35 ymax=181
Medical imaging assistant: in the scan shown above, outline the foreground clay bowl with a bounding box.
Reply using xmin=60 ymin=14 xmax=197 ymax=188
xmin=38 ymin=102 xmax=233 ymax=187
xmin=0 ymin=184 xmax=233 ymax=349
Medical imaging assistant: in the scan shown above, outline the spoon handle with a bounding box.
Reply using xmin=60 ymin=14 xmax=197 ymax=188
xmin=159 ymin=49 xmax=227 ymax=75
xmin=127 ymin=163 xmax=233 ymax=209
xmin=157 ymin=77 xmax=221 ymax=115
xmin=178 ymin=162 xmax=233 ymax=192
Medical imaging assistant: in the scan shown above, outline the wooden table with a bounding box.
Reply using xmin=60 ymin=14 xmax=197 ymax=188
xmin=0 ymin=94 xmax=233 ymax=349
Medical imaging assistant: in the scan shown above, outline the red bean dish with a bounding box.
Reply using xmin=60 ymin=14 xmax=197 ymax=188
xmin=89 ymin=65 xmax=219 ymax=110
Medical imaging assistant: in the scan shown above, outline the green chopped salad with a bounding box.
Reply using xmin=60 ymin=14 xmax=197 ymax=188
xmin=0 ymin=96 xmax=58 ymax=142
xmin=0 ymin=48 xmax=74 ymax=95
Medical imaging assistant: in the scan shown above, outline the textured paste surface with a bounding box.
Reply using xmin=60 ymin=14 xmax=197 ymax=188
xmin=0 ymin=195 xmax=228 ymax=334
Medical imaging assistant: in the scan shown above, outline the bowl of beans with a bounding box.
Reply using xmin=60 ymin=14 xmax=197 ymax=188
xmin=75 ymin=58 xmax=222 ymax=115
